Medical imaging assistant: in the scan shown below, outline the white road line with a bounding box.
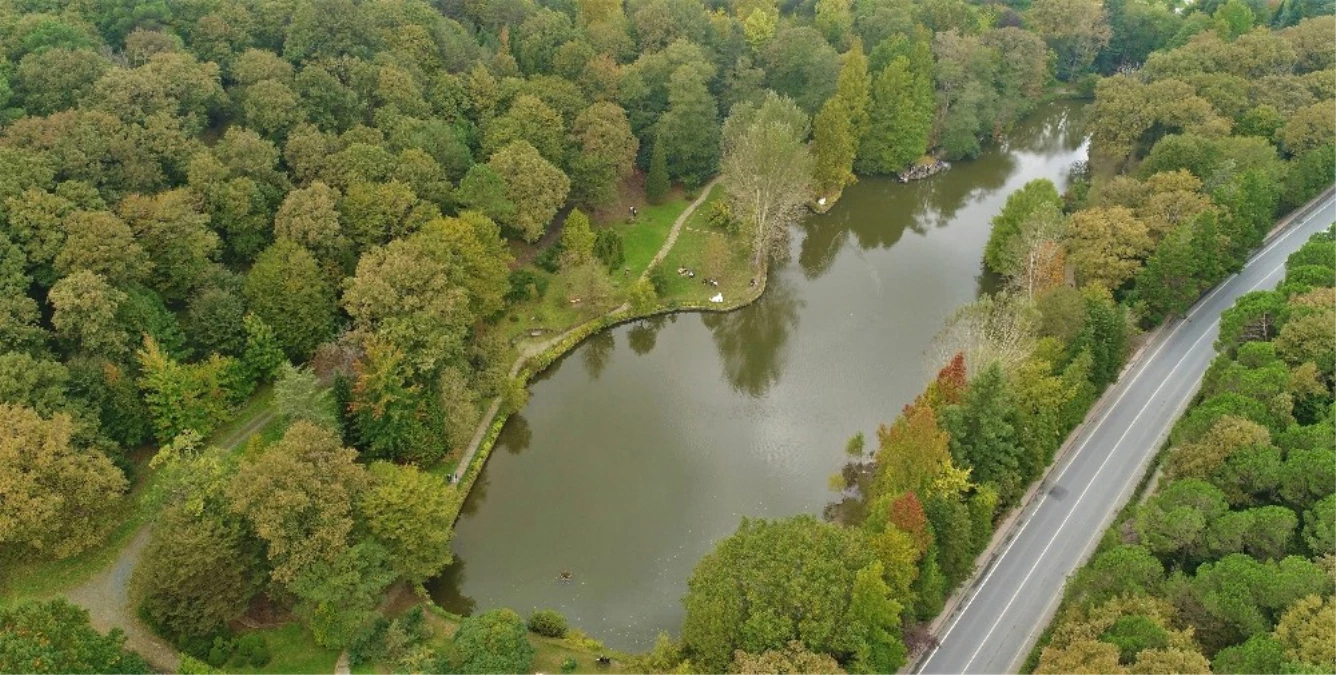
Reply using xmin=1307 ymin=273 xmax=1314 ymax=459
xmin=920 ymin=318 xmax=1184 ymax=671
xmin=960 ymin=323 xmax=1218 ymax=672
xmin=919 ymin=196 xmax=1332 ymax=674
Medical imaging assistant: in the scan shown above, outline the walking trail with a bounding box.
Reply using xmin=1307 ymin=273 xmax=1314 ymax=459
xmin=63 ymin=407 xmax=278 ymax=673
xmin=450 ymin=177 xmax=722 ymax=483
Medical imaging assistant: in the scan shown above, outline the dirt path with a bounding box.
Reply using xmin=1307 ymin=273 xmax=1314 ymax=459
xmin=62 ymin=405 xmax=279 ymax=672
xmin=65 ymin=527 xmax=180 ymax=673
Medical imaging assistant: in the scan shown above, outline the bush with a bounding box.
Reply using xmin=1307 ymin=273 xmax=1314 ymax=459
xmin=527 ymin=609 xmax=568 ymax=638
xmin=205 ymin=636 xmax=234 ymax=667
xmin=594 ymin=230 xmax=624 ymax=273
xmin=648 ymin=264 xmax=672 ymax=295
xmin=506 ymin=268 xmax=549 ymax=303
xmin=233 ymin=634 xmax=271 ymax=667
xmin=535 ymin=243 xmax=563 ymax=273
xmin=561 ymin=657 xmax=578 ymax=673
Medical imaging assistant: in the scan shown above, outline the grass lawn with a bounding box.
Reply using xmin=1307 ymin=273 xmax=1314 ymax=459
xmin=657 ymin=184 xmax=756 ymax=306
xmin=608 ymin=193 xmax=689 ymax=287
xmin=231 ymin=623 xmax=341 ymax=675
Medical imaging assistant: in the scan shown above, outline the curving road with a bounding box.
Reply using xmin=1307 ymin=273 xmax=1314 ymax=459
xmin=917 ymin=190 xmax=1336 ymax=675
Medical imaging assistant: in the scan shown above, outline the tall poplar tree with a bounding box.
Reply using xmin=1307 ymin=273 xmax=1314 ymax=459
xmin=857 ymin=55 xmax=932 ymax=175
xmin=812 ymin=40 xmax=870 ymax=197
xmin=658 ymin=65 xmax=720 ymax=188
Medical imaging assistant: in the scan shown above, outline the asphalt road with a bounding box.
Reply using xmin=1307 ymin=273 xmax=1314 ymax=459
xmin=917 ymin=191 xmax=1336 ymax=675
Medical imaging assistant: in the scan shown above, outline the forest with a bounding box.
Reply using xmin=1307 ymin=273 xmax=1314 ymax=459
xmin=0 ymin=0 xmax=1330 ymax=671
xmin=1034 ymin=231 xmax=1336 ymax=674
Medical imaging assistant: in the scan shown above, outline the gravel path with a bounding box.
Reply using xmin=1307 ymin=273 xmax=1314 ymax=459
xmin=64 ymin=527 xmax=180 ymax=673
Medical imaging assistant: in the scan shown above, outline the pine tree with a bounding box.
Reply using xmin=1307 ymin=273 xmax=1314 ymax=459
xmin=646 ymin=135 xmax=670 ymax=205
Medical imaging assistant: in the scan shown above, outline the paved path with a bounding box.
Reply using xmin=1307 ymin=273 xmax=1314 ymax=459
xmin=917 ymin=191 xmax=1336 ymax=674
xmin=642 ymin=177 xmax=721 ymax=279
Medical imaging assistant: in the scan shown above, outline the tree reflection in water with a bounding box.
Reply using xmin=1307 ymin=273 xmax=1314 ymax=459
xmin=428 ymin=553 xmax=477 ymax=618
xmin=580 ymin=329 xmax=615 ymax=380
xmin=627 ymin=315 xmax=671 ymax=356
xmin=501 ymin=413 xmax=532 ymax=455
xmin=701 ymin=272 xmax=803 ymax=397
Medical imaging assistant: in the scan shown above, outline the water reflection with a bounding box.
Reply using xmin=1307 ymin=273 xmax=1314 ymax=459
xmin=627 ymin=316 xmax=671 ymax=356
xmin=581 ymin=330 xmax=616 ymax=380
xmin=431 ymin=102 xmax=1091 ymax=650
xmin=501 ymin=414 xmax=532 ymax=455
xmin=432 ymin=554 xmax=477 ymax=617
xmin=701 ymin=274 xmax=804 ymax=397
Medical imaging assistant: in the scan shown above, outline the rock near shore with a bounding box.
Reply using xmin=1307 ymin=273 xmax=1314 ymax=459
xmin=898 ymin=159 xmax=949 ymax=182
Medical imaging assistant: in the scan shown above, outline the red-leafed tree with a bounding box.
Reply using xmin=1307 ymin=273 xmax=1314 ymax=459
xmin=886 ymin=492 xmax=930 ymax=554
xmin=917 ymin=352 xmax=968 ymax=412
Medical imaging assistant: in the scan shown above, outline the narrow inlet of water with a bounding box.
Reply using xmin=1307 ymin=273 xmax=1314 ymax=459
xmin=429 ymin=101 xmax=1091 ymax=651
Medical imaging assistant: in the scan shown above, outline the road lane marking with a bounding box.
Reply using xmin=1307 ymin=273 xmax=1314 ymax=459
xmin=921 ymin=319 xmax=1189 ymax=672
xmin=918 ymin=196 xmax=1331 ymax=673
xmin=960 ymin=323 xmax=1218 ymax=673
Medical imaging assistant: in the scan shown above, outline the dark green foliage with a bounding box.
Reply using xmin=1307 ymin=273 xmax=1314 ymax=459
xmin=1281 ymin=143 xmax=1335 ymax=211
xmin=232 ymin=634 xmax=271 ymax=668
xmin=923 ymin=494 xmax=978 ymax=587
xmin=1100 ymin=614 xmax=1170 ymax=663
xmin=681 ymin=515 xmax=907 ymax=673
xmin=1069 ymin=545 xmax=1165 ymax=607
xmin=941 ymin=364 xmax=1031 ymax=506
xmin=505 ymin=268 xmax=549 ymax=304
xmin=526 ymin=609 xmax=568 ymax=638
xmin=646 ymin=135 xmax=670 ymax=205
xmin=593 ymin=229 xmax=625 ymax=273
xmin=0 ymin=599 xmax=150 ymax=674
xmin=1074 ymin=293 xmax=1128 ymax=392
xmin=1212 ymin=634 xmax=1286 ymax=674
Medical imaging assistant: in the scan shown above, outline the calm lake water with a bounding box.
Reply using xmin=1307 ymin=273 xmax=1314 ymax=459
xmin=428 ymin=101 xmax=1090 ymax=650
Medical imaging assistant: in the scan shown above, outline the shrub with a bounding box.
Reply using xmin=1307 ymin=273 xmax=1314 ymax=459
xmin=561 ymin=657 xmax=578 ymax=673
xmin=535 ymin=243 xmax=563 ymax=273
xmin=593 ymin=230 xmax=624 ymax=273
xmin=527 ymin=609 xmax=568 ymax=638
xmin=648 ymin=264 xmax=672 ymax=295
xmin=233 ymin=634 xmax=271 ymax=667
xmin=506 ymin=268 xmax=549 ymax=303
xmin=205 ymin=636 xmax=234 ymax=667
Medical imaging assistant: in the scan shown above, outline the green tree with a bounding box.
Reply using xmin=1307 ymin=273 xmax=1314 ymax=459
xmin=681 ymin=515 xmax=906 ymax=673
xmin=48 ymin=270 xmax=128 ymax=359
xmin=228 ymin=421 xmax=369 ymax=586
xmin=455 ymin=164 xmax=517 ymax=226
xmin=133 ymin=502 xmax=260 ymax=639
xmin=346 ymin=339 xmax=449 ymax=463
xmin=570 ymin=102 xmax=639 ymax=207
xmin=857 ymin=56 xmax=930 ymax=175
xmin=273 ymin=363 xmax=338 ymax=430
xmin=243 ymin=240 xmax=336 ymax=361
xmin=560 ymin=209 xmax=596 ymax=268
xmin=812 ymin=40 xmax=870 ymax=197
xmin=0 ymin=600 xmax=149 ymax=674
xmin=721 ymin=92 xmax=814 ymax=267
xmin=646 ymin=134 xmax=670 ymax=204
xmin=658 ymin=65 xmax=720 ymax=188
xmin=118 ymin=190 xmax=220 ymax=303
xmin=488 ymin=141 xmax=571 ymax=242
xmin=451 ymin=609 xmax=535 ymax=674
xmin=357 ymin=461 xmax=462 ymax=584
xmin=941 ymin=364 xmax=1031 ymax=506
xmin=984 ymin=179 xmax=1063 ymax=275
xmin=0 ymin=404 xmax=127 ymax=560
xmin=136 ymin=336 xmax=242 ymax=442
